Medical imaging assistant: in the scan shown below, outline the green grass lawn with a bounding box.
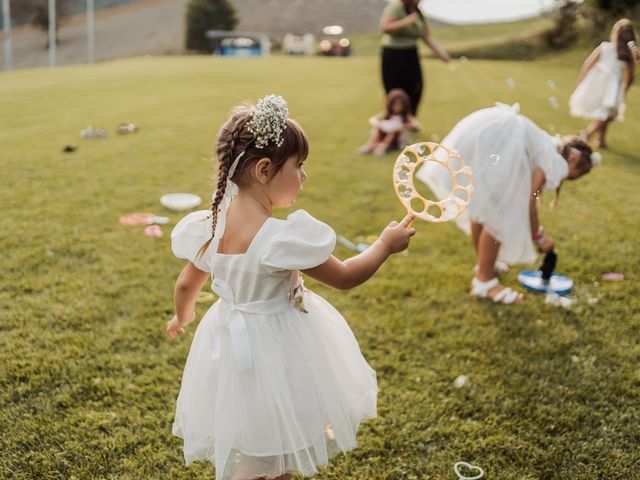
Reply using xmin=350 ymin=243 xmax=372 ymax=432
xmin=1 ymin=51 xmax=639 ymax=479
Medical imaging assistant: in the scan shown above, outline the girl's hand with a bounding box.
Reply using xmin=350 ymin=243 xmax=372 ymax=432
xmin=404 ymin=12 xmax=419 ymax=27
xmin=536 ymin=234 xmax=555 ymax=253
xmin=378 ymin=213 xmax=417 ymax=254
xmin=166 ymin=313 xmax=195 ymax=339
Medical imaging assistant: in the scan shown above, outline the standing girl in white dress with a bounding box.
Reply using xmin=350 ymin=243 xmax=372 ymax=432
xmin=570 ymin=18 xmax=639 ymax=148
xmin=416 ymin=103 xmax=599 ymax=304
xmin=166 ymin=95 xmax=416 ymax=480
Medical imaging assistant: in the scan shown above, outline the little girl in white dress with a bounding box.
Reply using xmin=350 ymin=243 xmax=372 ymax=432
xmin=569 ymin=18 xmax=638 ymax=148
xmin=166 ymin=95 xmax=416 ymax=480
xmin=416 ymin=103 xmax=598 ymax=304
xmin=358 ymin=88 xmax=420 ymax=156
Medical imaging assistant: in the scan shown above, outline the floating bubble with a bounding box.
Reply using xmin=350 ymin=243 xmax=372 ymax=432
xmin=547 ymin=79 xmax=555 ymax=89
xmin=396 ymin=167 xmax=410 ymax=181
xmin=398 ymin=184 xmax=413 ymax=198
xmin=548 ymin=123 xmax=556 ymax=133
xmin=430 ymin=133 xmax=441 ymax=142
xmin=506 ymin=78 xmax=515 ymax=90
xmin=459 ymin=56 xmax=468 ymax=63
xmin=549 ymin=96 xmax=559 ymax=110
xmin=488 ymin=154 xmax=500 ymax=167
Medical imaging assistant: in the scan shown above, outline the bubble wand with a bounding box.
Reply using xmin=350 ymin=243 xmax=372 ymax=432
xmin=392 ymin=142 xmax=473 ymax=228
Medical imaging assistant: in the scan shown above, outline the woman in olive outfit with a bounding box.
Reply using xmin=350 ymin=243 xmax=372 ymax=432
xmin=379 ymin=0 xmax=451 ymax=114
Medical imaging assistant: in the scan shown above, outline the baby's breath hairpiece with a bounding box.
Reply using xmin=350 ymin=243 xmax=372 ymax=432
xmin=247 ymin=95 xmax=289 ymax=149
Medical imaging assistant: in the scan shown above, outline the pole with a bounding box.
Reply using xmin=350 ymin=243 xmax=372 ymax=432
xmin=48 ymin=0 xmax=56 ymax=67
xmin=2 ymin=0 xmax=11 ymax=71
xmin=87 ymin=0 xmax=95 ymax=63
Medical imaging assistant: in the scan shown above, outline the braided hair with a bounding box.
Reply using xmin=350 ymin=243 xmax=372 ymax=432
xmin=197 ymin=105 xmax=309 ymax=257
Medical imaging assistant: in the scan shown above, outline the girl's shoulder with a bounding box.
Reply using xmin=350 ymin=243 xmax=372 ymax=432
xmin=261 ymin=210 xmax=336 ymax=272
xmin=171 ymin=210 xmax=213 ymax=272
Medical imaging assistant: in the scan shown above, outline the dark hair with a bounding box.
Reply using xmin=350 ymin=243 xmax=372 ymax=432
xmin=198 ymin=104 xmax=309 ymax=256
xmin=611 ymin=18 xmax=638 ymax=64
xmin=401 ymin=0 xmax=424 ymax=20
xmin=385 ymin=88 xmax=412 ymax=121
xmin=561 ymin=135 xmax=594 ymax=175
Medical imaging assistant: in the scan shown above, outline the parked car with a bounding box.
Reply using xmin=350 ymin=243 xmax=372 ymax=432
xmin=205 ymin=30 xmax=271 ymax=57
xmin=318 ymin=25 xmax=351 ymax=56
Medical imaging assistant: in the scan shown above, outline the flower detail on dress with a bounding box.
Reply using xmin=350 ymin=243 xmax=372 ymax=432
xmin=289 ymin=271 xmax=308 ymax=313
xmin=247 ymin=95 xmax=289 ymax=149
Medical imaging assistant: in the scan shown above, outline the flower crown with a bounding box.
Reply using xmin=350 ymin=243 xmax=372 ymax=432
xmin=246 ymin=95 xmax=289 ymax=149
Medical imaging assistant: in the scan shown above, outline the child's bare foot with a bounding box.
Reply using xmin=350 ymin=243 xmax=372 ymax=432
xmin=373 ymin=142 xmax=389 ymax=156
xmin=358 ymin=144 xmax=374 ymax=154
xmin=597 ymin=140 xmax=608 ymax=149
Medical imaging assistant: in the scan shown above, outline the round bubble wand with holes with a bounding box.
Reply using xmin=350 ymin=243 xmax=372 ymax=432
xmin=393 ymin=142 xmax=473 ymax=226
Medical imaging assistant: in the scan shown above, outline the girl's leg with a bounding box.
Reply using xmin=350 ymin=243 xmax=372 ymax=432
xmin=373 ymin=132 xmax=397 ymax=155
xmin=581 ymin=120 xmax=601 ymax=140
xmin=358 ymin=127 xmax=381 ymax=153
xmin=476 ymin=229 xmax=500 ymax=282
xmin=597 ymin=119 xmax=611 ymax=148
xmin=475 ymin=228 xmax=524 ymax=302
xmin=471 ymin=221 xmax=483 ymax=256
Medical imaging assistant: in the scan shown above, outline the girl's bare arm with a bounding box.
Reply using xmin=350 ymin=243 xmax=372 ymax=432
xmin=624 ymin=62 xmax=635 ymax=91
xmin=304 ymin=214 xmax=416 ymax=290
xmin=577 ymin=46 xmax=601 ymax=84
xmin=167 ymin=263 xmax=210 ymax=338
xmin=379 ymin=12 xmax=419 ymax=34
xmin=423 ymin=21 xmax=450 ymax=63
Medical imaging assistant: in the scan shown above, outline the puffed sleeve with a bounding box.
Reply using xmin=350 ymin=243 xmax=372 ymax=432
xmin=523 ymin=118 xmax=569 ymax=192
xmin=261 ymin=210 xmax=336 ymax=272
xmin=171 ymin=210 xmax=213 ymax=272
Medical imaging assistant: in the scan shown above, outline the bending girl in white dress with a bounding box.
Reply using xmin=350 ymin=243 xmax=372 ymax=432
xmin=570 ymin=18 xmax=639 ymax=148
xmin=166 ymin=95 xmax=416 ymax=480
xmin=416 ymin=103 xmax=598 ymax=304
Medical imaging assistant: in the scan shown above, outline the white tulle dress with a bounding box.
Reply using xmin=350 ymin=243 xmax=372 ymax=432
xmin=170 ymin=208 xmax=377 ymax=480
xmin=570 ymin=41 xmax=628 ymax=121
xmin=415 ymin=103 xmax=568 ymax=265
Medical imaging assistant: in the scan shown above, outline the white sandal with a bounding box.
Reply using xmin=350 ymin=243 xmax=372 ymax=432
xmin=471 ymin=277 xmax=522 ymax=304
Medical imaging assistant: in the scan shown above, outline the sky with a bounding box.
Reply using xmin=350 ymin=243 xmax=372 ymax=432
xmin=419 ymin=0 xmax=559 ymax=24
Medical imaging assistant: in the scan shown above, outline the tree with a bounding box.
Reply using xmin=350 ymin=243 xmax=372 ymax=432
xmin=545 ymin=1 xmax=581 ymax=49
xmin=11 ymin=0 xmax=73 ymax=46
xmin=185 ymin=0 xmax=238 ymax=52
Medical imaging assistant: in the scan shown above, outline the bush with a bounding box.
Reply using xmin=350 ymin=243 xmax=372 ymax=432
xmin=545 ymin=1 xmax=580 ymax=49
xmin=185 ymin=0 xmax=238 ymax=52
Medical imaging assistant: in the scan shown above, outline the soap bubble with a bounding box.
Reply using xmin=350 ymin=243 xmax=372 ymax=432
xmin=459 ymin=56 xmax=468 ymax=63
xmin=547 ymin=79 xmax=555 ymax=89
xmin=506 ymin=78 xmax=515 ymax=90
xmin=549 ymin=96 xmax=559 ymax=110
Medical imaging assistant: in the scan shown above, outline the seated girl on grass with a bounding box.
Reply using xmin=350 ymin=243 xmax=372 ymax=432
xmin=358 ymin=89 xmax=420 ymax=156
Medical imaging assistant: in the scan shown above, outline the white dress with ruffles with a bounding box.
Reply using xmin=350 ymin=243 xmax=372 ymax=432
xmin=170 ymin=209 xmax=377 ymax=480
xmin=570 ymin=41 xmax=627 ymax=121
xmin=416 ymin=103 xmax=568 ymax=265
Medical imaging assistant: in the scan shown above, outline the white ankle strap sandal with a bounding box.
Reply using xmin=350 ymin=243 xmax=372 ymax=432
xmin=471 ymin=277 xmax=521 ymax=304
